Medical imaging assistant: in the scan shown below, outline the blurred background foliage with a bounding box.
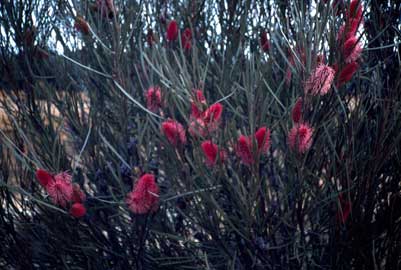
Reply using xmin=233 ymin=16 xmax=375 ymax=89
xmin=1 ymin=0 xmax=401 ymax=269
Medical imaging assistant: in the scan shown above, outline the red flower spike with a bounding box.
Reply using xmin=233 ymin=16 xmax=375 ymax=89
xmin=166 ymin=20 xmax=178 ymax=41
xmin=291 ymin=98 xmax=303 ymax=124
xmin=288 ymin=123 xmax=314 ymax=153
xmin=126 ymin=174 xmax=160 ymax=214
xmin=201 ymin=140 xmax=226 ymax=167
xmin=70 ymin=203 xmax=86 ymax=218
xmin=162 ymin=119 xmax=187 ymax=146
xmin=146 ymin=86 xmax=162 ymax=113
xmin=343 ymin=37 xmax=362 ymax=63
xmin=202 ymin=103 xmax=223 ymax=124
xmin=338 ymin=62 xmax=359 ymax=87
xmin=181 ymin=28 xmax=192 ymax=51
xmin=35 ymin=169 xmax=53 ymax=188
xmin=255 ymin=127 xmax=271 ymax=154
xmin=260 ymin=31 xmax=270 ymax=52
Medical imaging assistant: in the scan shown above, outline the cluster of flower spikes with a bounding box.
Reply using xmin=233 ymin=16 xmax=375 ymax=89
xmin=164 ymin=19 xmax=193 ymax=51
xmin=159 ymin=89 xmax=226 ymax=167
xmin=35 ymin=169 xmax=87 ymax=218
xmin=158 ymin=88 xmax=274 ymax=167
xmin=334 ymin=0 xmax=364 ymax=87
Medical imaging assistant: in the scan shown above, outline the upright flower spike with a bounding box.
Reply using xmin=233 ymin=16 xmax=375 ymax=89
xmin=255 ymin=127 xmax=271 ymax=154
xmin=288 ymin=123 xmax=314 ymax=153
xmin=202 ymin=103 xmax=223 ymax=133
xmin=343 ymin=36 xmax=363 ymax=63
xmin=291 ymin=97 xmax=303 ymax=124
xmin=236 ymin=126 xmax=271 ymax=165
xmin=126 ymin=174 xmax=160 ymax=214
xmin=260 ymin=31 xmax=270 ymax=52
xmin=304 ymin=64 xmax=335 ymax=96
xmin=166 ymin=20 xmax=178 ymax=41
xmin=46 ymin=172 xmax=74 ymax=208
xmin=70 ymin=203 xmax=86 ymax=218
xmin=181 ymin=28 xmax=192 ymax=51
xmin=201 ymin=140 xmax=226 ymax=167
xmin=162 ymin=119 xmax=187 ymax=146
xmin=35 ymin=169 xmax=53 ymax=187
xmin=337 ymin=62 xmax=359 ymax=87
xmin=146 ymin=86 xmax=162 ymax=112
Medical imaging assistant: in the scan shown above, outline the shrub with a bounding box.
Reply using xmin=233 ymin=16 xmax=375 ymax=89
xmin=1 ymin=1 xmax=400 ymax=269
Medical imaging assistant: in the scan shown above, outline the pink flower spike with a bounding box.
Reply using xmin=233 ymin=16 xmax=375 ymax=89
xmin=70 ymin=203 xmax=86 ymax=218
xmin=162 ymin=119 xmax=187 ymax=146
xmin=35 ymin=169 xmax=53 ymax=187
xmin=304 ymin=64 xmax=335 ymax=96
xmin=46 ymin=172 xmax=73 ymax=208
xmin=146 ymin=86 xmax=162 ymax=113
xmin=288 ymin=123 xmax=314 ymax=153
xmin=126 ymin=174 xmax=160 ymax=214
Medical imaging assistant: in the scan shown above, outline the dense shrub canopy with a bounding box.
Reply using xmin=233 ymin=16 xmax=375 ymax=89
xmin=1 ymin=1 xmax=400 ymax=269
